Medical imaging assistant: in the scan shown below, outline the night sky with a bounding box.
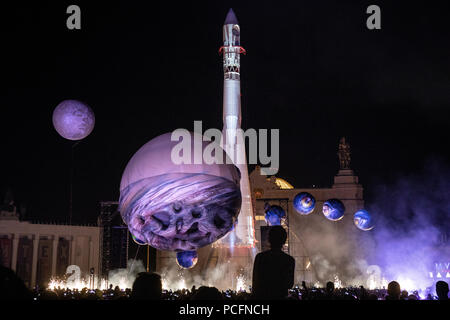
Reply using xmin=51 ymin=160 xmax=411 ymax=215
xmin=3 ymin=1 xmax=450 ymax=224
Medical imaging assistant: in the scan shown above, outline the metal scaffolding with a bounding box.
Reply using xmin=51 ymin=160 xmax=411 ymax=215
xmin=99 ymin=201 xmax=128 ymax=279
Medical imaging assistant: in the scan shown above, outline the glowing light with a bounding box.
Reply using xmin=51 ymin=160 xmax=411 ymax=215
xmin=333 ymin=275 xmax=343 ymax=289
xmin=48 ymin=276 xmax=109 ymax=291
xmin=247 ymin=216 xmax=255 ymax=246
xmin=274 ymin=177 xmax=294 ymax=189
xmin=381 ymin=277 xmax=388 ymax=289
xmin=178 ymin=278 xmax=187 ymax=291
xmin=306 ymin=261 xmax=311 ymax=270
xmin=161 ymin=275 xmax=188 ymax=291
xmin=396 ymin=276 xmax=416 ymax=292
xmin=368 ymin=277 xmax=376 ymax=290
xmin=162 ymin=277 xmax=168 ymax=290
xmin=118 ymin=277 xmax=128 ymax=289
xmin=236 ymin=275 xmax=246 ymax=292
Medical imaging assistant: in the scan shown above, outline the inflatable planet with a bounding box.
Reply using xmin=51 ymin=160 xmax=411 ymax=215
xmin=176 ymin=250 xmax=198 ymax=269
xmin=131 ymin=232 xmax=147 ymax=245
xmin=353 ymin=209 xmax=374 ymax=231
xmin=322 ymin=199 xmax=345 ymax=221
xmin=52 ymin=100 xmax=95 ymax=140
xmin=293 ymin=192 xmax=316 ymax=215
xmin=265 ymin=204 xmax=286 ymax=226
xmin=119 ymin=132 xmax=242 ymax=252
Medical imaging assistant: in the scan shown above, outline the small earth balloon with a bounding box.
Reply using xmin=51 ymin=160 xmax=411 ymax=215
xmin=52 ymin=100 xmax=95 ymax=140
xmin=293 ymin=192 xmax=316 ymax=215
xmin=353 ymin=209 xmax=374 ymax=231
xmin=131 ymin=233 xmax=147 ymax=245
xmin=265 ymin=204 xmax=286 ymax=226
xmin=322 ymin=199 xmax=345 ymax=221
xmin=176 ymin=250 xmax=198 ymax=269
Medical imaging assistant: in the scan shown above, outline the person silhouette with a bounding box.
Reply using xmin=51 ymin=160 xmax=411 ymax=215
xmin=385 ymin=281 xmax=401 ymax=300
xmin=131 ymin=272 xmax=162 ymax=300
xmin=191 ymin=286 xmax=223 ymax=300
xmin=436 ymin=281 xmax=449 ymax=300
xmin=324 ymin=281 xmax=335 ymax=300
xmin=0 ymin=266 xmax=33 ymax=300
xmin=252 ymin=225 xmax=295 ymax=300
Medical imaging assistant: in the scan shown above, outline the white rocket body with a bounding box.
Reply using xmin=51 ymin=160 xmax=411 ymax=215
xmin=220 ymin=10 xmax=255 ymax=247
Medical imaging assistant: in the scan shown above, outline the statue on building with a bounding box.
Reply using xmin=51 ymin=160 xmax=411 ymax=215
xmin=0 ymin=188 xmax=19 ymax=220
xmin=337 ymin=137 xmax=351 ymax=169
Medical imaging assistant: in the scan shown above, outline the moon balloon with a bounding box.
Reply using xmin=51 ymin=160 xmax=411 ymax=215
xmin=52 ymin=100 xmax=95 ymax=141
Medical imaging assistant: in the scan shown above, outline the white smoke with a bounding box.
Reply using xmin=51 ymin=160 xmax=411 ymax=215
xmin=106 ymin=259 xmax=146 ymax=289
xmin=159 ymin=259 xmax=251 ymax=292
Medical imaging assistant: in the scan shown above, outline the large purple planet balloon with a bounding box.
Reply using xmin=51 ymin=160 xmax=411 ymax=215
xmin=52 ymin=100 xmax=95 ymax=140
xmin=131 ymin=232 xmax=147 ymax=245
xmin=119 ymin=132 xmax=242 ymax=252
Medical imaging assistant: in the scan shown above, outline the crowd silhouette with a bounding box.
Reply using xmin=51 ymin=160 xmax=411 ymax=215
xmin=0 ymin=226 xmax=448 ymax=301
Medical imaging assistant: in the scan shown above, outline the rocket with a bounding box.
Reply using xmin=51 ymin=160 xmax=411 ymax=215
xmin=221 ymin=8 xmax=244 ymax=149
xmin=220 ymin=9 xmax=255 ymax=247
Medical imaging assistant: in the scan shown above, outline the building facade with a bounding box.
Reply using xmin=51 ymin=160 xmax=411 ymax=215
xmin=0 ymin=207 xmax=101 ymax=288
xmin=250 ymin=164 xmax=366 ymax=285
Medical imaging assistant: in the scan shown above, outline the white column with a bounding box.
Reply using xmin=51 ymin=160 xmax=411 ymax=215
xmin=51 ymin=236 xmax=58 ymax=277
xmin=89 ymin=238 xmax=95 ymax=289
xmin=88 ymin=238 xmax=93 ymax=269
xmin=11 ymin=234 xmax=19 ymax=272
xmin=31 ymin=235 xmax=39 ymax=288
xmin=70 ymin=236 xmax=77 ymax=265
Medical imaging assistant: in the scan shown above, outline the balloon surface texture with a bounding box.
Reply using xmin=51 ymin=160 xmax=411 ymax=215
xmin=353 ymin=209 xmax=374 ymax=231
xmin=322 ymin=199 xmax=345 ymax=221
xmin=293 ymin=192 xmax=316 ymax=215
xmin=176 ymin=250 xmax=198 ymax=269
xmin=265 ymin=205 xmax=286 ymax=226
xmin=131 ymin=233 xmax=147 ymax=245
xmin=52 ymin=100 xmax=95 ymax=140
xmin=119 ymin=132 xmax=242 ymax=251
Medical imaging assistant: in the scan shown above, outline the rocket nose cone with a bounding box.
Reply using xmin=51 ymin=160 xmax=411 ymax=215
xmin=224 ymin=8 xmax=239 ymax=25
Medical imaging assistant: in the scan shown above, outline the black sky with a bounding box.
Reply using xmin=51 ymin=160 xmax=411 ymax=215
xmin=2 ymin=1 xmax=450 ymax=223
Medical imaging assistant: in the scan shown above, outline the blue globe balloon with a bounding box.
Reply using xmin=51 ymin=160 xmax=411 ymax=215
xmin=176 ymin=250 xmax=198 ymax=269
xmin=293 ymin=192 xmax=316 ymax=215
xmin=322 ymin=199 xmax=345 ymax=221
xmin=131 ymin=233 xmax=147 ymax=245
xmin=353 ymin=209 xmax=374 ymax=231
xmin=265 ymin=205 xmax=285 ymax=226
